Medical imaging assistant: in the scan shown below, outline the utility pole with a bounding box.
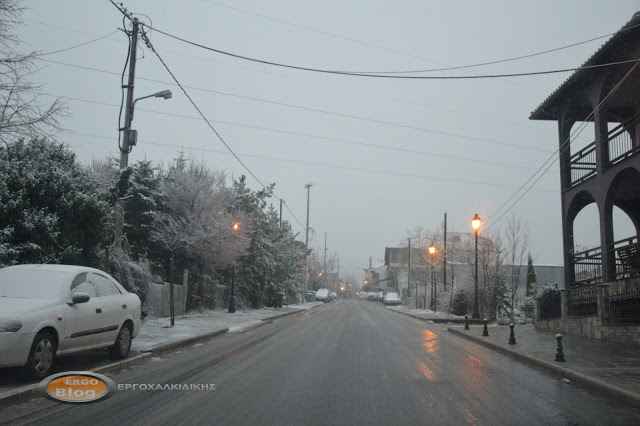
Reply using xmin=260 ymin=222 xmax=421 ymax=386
xmin=323 ymin=232 xmax=327 ymax=289
xmin=408 ymin=237 xmax=411 ymax=303
xmin=279 ymin=199 xmax=283 ymax=228
xmin=443 ymin=212 xmax=447 ymax=291
xmin=303 ymin=183 xmax=312 ymax=302
xmin=114 ymin=18 xmax=139 ymax=247
xmin=337 ymin=257 xmax=340 ymax=294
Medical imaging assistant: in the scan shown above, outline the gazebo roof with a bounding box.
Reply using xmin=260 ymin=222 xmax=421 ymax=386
xmin=530 ymin=12 xmax=640 ymax=122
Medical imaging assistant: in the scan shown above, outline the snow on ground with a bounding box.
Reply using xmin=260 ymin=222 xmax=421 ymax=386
xmin=132 ymin=302 xmax=322 ymax=352
xmin=385 ymin=304 xmax=466 ymax=319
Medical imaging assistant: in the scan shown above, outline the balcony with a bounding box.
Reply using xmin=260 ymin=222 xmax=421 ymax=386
xmin=568 ymin=117 xmax=640 ymax=188
xmin=571 ymin=236 xmax=640 ymax=286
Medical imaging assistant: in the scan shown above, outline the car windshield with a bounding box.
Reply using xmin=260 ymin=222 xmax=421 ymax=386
xmin=0 ymin=269 xmax=67 ymax=299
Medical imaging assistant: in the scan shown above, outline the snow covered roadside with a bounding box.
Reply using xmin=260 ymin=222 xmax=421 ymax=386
xmin=133 ymin=302 xmax=323 ymax=352
xmin=385 ymin=304 xmax=465 ymax=319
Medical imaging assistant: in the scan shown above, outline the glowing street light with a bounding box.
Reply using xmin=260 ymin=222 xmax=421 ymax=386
xmin=471 ymin=214 xmax=482 ymax=319
xmin=428 ymin=243 xmax=436 ymax=311
xmin=229 ymin=221 xmax=241 ymax=313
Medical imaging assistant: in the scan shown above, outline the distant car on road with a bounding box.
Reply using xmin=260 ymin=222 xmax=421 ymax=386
xmin=315 ymin=288 xmax=332 ymax=303
xmin=0 ymin=264 xmax=141 ymax=378
xmin=367 ymin=292 xmax=378 ymax=302
xmin=359 ymin=292 xmax=368 ymax=300
xmin=383 ymin=292 xmax=401 ymax=306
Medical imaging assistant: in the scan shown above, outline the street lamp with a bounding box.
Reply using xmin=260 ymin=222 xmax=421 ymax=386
xmin=429 ymin=243 xmax=436 ymax=312
xmin=228 ymin=222 xmax=240 ymax=313
xmin=114 ymin=89 xmax=173 ymax=247
xmin=471 ymin=214 xmax=482 ymax=319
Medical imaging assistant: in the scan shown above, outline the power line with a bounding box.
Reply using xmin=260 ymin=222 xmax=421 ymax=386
xmin=37 ymin=57 xmax=552 ymax=153
xmin=49 ymin=93 xmax=553 ymax=173
xmin=145 ymin=23 xmax=640 ymax=80
xmin=108 ymin=0 xmax=309 ymax=229
xmin=61 ymin=129 xmax=555 ymax=192
xmin=35 ymin=30 xmax=118 ymax=57
xmin=23 ymin=15 xmax=538 ymax=130
xmin=205 ymin=0 xmax=640 ymax=74
xmin=484 ymin=62 xmax=640 ymax=230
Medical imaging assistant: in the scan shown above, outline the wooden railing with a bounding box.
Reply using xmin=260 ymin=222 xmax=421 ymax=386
xmin=569 ymin=142 xmax=597 ymax=187
xmin=572 ymin=246 xmax=603 ymax=286
xmin=613 ymin=236 xmax=640 ymax=281
xmin=568 ymin=116 xmax=639 ymax=188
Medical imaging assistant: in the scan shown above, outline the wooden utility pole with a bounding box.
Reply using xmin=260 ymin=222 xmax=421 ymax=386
xmin=303 ymin=184 xmax=312 ymax=301
xmin=408 ymin=237 xmax=411 ymax=301
xmin=443 ymin=212 xmax=447 ymax=290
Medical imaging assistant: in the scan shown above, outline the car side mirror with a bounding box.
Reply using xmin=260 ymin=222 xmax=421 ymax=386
xmin=69 ymin=292 xmax=90 ymax=305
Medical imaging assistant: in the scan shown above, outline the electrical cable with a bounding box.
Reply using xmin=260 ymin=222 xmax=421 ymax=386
xmin=36 ymin=30 xmax=118 ymax=57
xmin=483 ymin=62 xmax=639 ymax=230
xmin=144 ymin=23 xmax=640 ymax=80
xmin=60 ymin=129 xmax=555 ymax=193
xmin=36 ymin=57 xmax=551 ymax=154
xmin=204 ymin=0 xmax=640 ymax=74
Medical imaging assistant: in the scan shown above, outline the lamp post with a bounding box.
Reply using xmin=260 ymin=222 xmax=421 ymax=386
xmin=429 ymin=244 xmax=436 ymax=312
xmin=471 ymin=214 xmax=482 ymax=319
xmin=228 ymin=221 xmax=240 ymax=313
xmin=114 ymin=89 xmax=172 ymax=247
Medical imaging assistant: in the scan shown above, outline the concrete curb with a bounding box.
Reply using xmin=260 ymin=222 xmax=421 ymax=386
xmin=144 ymin=328 xmax=230 ymax=354
xmin=447 ymin=327 xmax=640 ymax=409
xmin=387 ymin=307 xmax=484 ymax=325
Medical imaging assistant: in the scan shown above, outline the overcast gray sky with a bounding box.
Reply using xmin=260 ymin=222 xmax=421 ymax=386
xmin=19 ymin=0 xmax=640 ymax=280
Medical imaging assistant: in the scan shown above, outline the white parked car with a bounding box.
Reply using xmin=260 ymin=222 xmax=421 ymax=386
xmin=0 ymin=264 xmax=141 ymax=378
xmin=315 ymin=288 xmax=331 ymax=302
xmin=358 ymin=292 xmax=368 ymax=299
xmin=383 ymin=292 xmax=401 ymax=306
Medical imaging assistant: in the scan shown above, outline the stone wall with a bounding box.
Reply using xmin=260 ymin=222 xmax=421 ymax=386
xmin=535 ymin=277 xmax=640 ymax=345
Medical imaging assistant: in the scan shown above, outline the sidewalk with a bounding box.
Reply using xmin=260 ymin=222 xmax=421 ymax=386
xmin=447 ymin=323 xmax=640 ymax=407
xmin=385 ymin=305 xmax=484 ymax=324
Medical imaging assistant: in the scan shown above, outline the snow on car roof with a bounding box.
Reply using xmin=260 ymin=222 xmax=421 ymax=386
xmin=5 ymin=264 xmax=104 ymax=276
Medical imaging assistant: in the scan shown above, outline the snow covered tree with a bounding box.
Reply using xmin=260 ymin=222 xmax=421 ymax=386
xmin=123 ymin=160 xmax=165 ymax=260
xmin=526 ymin=253 xmax=537 ymax=297
xmin=0 ymin=139 xmax=108 ymax=266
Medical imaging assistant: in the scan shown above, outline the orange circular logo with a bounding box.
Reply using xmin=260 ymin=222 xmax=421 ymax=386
xmin=38 ymin=372 xmax=116 ymax=404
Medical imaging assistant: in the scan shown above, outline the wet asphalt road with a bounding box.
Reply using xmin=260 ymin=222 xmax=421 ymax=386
xmin=2 ymin=298 xmax=640 ymax=425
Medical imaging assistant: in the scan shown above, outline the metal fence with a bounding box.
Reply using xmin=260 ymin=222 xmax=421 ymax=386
xmin=605 ymin=288 xmax=640 ymax=325
xmin=540 ymin=288 xmax=561 ymax=319
xmin=567 ymin=285 xmax=597 ymax=317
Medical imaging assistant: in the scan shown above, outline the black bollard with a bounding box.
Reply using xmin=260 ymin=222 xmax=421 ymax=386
xmin=464 ymin=315 xmax=470 ymax=330
xmin=555 ymin=333 xmax=566 ymax=362
xmin=508 ymin=323 xmax=517 ymax=345
xmin=482 ymin=318 xmax=489 ymax=336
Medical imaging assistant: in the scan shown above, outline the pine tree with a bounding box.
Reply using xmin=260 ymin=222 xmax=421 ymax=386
xmin=526 ymin=253 xmax=537 ymax=297
xmin=124 ymin=160 xmax=164 ymax=260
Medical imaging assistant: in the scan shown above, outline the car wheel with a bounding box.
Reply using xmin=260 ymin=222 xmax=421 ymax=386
xmin=24 ymin=331 xmax=57 ymax=379
xmin=108 ymin=323 xmax=132 ymax=360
